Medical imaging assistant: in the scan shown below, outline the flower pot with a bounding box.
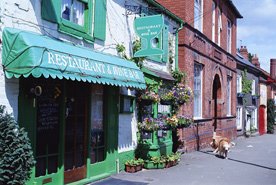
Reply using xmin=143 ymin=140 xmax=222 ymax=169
xmin=160 ymin=99 xmax=173 ymax=105
xmin=125 ymin=164 xmax=143 ymax=173
xmin=141 ymin=99 xmax=153 ymax=106
xmin=177 ymin=100 xmax=185 ymax=105
xmin=144 ymin=161 xmax=165 ymax=169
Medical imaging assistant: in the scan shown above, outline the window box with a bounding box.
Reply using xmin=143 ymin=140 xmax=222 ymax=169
xmin=237 ymin=92 xmax=245 ymax=98
xmin=252 ymin=95 xmax=260 ymax=100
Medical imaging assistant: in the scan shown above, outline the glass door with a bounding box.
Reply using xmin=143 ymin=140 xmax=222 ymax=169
xmin=64 ymin=81 xmax=89 ymax=184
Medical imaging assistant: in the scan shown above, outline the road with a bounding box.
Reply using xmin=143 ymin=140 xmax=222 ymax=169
xmin=90 ymin=134 xmax=276 ymax=185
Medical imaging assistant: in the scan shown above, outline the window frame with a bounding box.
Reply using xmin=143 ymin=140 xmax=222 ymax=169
xmin=227 ymin=76 xmax=232 ymax=116
xmin=59 ymin=0 xmax=93 ymax=41
xmin=227 ymin=19 xmax=232 ymax=53
xmin=193 ymin=63 xmax=203 ymax=118
xmin=236 ymin=106 xmax=242 ymax=130
xmin=251 ymin=79 xmax=256 ymax=95
xmin=194 ymin=0 xmax=203 ymax=32
xmin=212 ymin=1 xmax=216 ymax=42
xmin=217 ymin=8 xmax=222 ymax=46
xmin=237 ymin=74 xmax=242 ymax=93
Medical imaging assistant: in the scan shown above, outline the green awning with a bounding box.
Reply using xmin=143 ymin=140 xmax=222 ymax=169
xmin=2 ymin=28 xmax=146 ymax=89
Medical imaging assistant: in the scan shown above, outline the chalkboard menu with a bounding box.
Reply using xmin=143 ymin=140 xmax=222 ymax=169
xmin=37 ymin=97 xmax=59 ymax=132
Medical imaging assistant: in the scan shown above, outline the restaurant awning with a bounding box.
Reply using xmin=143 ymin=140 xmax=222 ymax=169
xmin=2 ymin=28 xmax=146 ymax=89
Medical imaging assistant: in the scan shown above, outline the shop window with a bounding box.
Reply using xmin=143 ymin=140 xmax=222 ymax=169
xmin=120 ymin=95 xmax=134 ymax=113
xmin=194 ymin=63 xmax=203 ymax=118
xmin=41 ymin=0 xmax=106 ymax=41
xmin=35 ymin=80 xmax=62 ymax=177
xmin=90 ymin=85 xmax=105 ymax=163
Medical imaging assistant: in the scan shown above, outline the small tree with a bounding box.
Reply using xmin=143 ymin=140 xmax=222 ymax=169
xmin=267 ymin=99 xmax=275 ymax=134
xmin=0 ymin=105 xmax=35 ymax=185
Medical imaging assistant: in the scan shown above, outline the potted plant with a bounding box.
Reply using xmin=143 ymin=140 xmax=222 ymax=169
xmin=144 ymin=156 xmax=166 ymax=169
xmin=160 ymin=91 xmax=174 ymax=105
xmin=172 ymin=84 xmax=193 ymax=105
xmin=164 ymin=152 xmax=181 ymax=168
xmin=138 ymin=117 xmax=159 ymax=132
xmin=177 ymin=115 xmax=193 ymax=128
xmin=139 ymin=90 xmax=160 ymax=105
xmin=165 ymin=115 xmax=179 ymax=129
xmin=125 ymin=158 xmax=144 ymax=173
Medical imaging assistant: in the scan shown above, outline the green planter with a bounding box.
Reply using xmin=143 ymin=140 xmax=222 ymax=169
xmin=144 ymin=161 xmax=165 ymax=169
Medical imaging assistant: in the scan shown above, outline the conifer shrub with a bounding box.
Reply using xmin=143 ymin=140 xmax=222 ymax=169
xmin=267 ymin=99 xmax=275 ymax=134
xmin=0 ymin=105 xmax=35 ymax=185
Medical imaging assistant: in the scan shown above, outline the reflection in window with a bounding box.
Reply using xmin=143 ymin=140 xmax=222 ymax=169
xmin=194 ymin=63 xmax=202 ymax=118
xmin=62 ymin=0 xmax=84 ymax=26
xmin=90 ymin=85 xmax=105 ymax=163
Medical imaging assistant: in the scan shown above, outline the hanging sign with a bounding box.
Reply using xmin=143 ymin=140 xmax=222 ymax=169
xmin=134 ymin=14 xmax=164 ymax=57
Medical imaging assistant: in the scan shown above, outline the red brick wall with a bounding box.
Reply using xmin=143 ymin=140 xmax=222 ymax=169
xmin=157 ymin=0 xmax=239 ymax=152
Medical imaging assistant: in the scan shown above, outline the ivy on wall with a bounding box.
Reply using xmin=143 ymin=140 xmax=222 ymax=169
xmin=241 ymin=69 xmax=252 ymax=94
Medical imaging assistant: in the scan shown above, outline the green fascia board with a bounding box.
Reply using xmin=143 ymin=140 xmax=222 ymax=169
xmin=145 ymin=0 xmax=184 ymax=26
xmin=2 ymin=27 xmax=146 ymax=89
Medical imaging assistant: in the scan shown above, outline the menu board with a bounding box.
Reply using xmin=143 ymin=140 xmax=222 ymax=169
xmin=37 ymin=98 xmax=59 ymax=132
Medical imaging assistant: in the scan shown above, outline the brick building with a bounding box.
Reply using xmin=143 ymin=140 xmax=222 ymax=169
xmin=156 ymin=0 xmax=242 ymax=151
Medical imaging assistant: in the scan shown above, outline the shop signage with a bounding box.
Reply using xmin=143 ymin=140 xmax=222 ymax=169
xmin=134 ymin=14 xmax=164 ymax=57
xmin=46 ymin=51 xmax=142 ymax=81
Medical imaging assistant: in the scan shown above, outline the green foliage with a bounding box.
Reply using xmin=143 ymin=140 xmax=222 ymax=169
xmin=172 ymin=70 xmax=186 ymax=84
xmin=248 ymin=53 xmax=253 ymax=62
xmin=267 ymin=99 xmax=275 ymax=134
xmin=125 ymin=158 xmax=144 ymax=166
xmin=116 ymin=43 xmax=128 ymax=59
xmin=132 ymin=39 xmax=145 ymax=68
xmin=0 ymin=105 xmax=35 ymax=185
xmin=241 ymin=69 xmax=252 ymax=94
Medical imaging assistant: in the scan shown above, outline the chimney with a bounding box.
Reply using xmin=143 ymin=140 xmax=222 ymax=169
xmin=270 ymin=59 xmax=276 ymax=79
xmin=252 ymin=54 xmax=260 ymax=68
xmin=240 ymin=46 xmax=248 ymax=60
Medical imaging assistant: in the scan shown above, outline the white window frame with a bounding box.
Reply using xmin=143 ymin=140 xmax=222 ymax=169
xmin=194 ymin=0 xmax=203 ymax=32
xmin=227 ymin=19 xmax=232 ymax=53
xmin=236 ymin=106 xmax=242 ymax=130
xmin=251 ymin=79 xmax=256 ymax=95
xmin=194 ymin=63 xmax=203 ymax=118
xmin=212 ymin=2 xmax=216 ymax=42
xmin=251 ymin=108 xmax=257 ymax=130
xmin=227 ymin=76 xmax=232 ymax=116
xmin=217 ymin=9 xmax=222 ymax=46
xmin=237 ymin=74 xmax=242 ymax=93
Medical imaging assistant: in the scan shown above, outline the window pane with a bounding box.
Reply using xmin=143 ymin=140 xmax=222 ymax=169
xmin=194 ymin=64 xmax=202 ymax=117
xmin=62 ymin=0 xmax=71 ymax=20
xmin=72 ymin=0 xmax=84 ymax=26
xmin=91 ymin=85 xmax=105 ymax=163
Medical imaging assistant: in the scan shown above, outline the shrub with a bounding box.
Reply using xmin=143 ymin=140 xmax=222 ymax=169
xmin=267 ymin=99 xmax=275 ymax=134
xmin=0 ymin=105 xmax=35 ymax=185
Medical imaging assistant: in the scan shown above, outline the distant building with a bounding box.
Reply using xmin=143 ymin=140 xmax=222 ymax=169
xmin=156 ymin=0 xmax=242 ymax=151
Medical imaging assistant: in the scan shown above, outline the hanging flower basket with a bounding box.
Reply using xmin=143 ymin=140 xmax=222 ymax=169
xmin=172 ymin=84 xmax=193 ymax=105
xmin=160 ymin=99 xmax=173 ymax=105
xmin=139 ymin=90 xmax=160 ymax=104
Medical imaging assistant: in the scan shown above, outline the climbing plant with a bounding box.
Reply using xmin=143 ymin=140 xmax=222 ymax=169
xmin=0 ymin=105 xmax=35 ymax=185
xmin=241 ymin=69 xmax=252 ymax=94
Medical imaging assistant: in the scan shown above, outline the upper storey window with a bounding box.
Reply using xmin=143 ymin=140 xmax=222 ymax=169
xmin=62 ymin=0 xmax=85 ymax=26
xmin=194 ymin=0 xmax=203 ymax=32
xmin=227 ymin=19 xmax=232 ymax=53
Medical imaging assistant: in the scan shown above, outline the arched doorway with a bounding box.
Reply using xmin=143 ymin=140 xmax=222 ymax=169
xmin=259 ymin=105 xmax=266 ymax=135
xmin=212 ymin=74 xmax=222 ymax=131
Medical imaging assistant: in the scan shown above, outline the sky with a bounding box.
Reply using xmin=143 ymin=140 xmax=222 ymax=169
xmin=232 ymin=0 xmax=276 ymax=73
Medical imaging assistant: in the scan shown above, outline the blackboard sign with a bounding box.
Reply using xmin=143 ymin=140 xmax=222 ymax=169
xmin=37 ymin=98 xmax=59 ymax=132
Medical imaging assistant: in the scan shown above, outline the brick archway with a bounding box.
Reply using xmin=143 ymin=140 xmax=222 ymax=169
xmin=212 ymin=74 xmax=222 ymax=131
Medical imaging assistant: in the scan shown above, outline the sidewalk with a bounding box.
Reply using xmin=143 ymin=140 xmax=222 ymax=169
xmin=90 ymin=134 xmax=276 ymax=185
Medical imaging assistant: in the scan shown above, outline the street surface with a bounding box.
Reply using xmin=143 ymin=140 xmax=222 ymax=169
xmin=90 ymin=134 xmax=276 ymax=185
